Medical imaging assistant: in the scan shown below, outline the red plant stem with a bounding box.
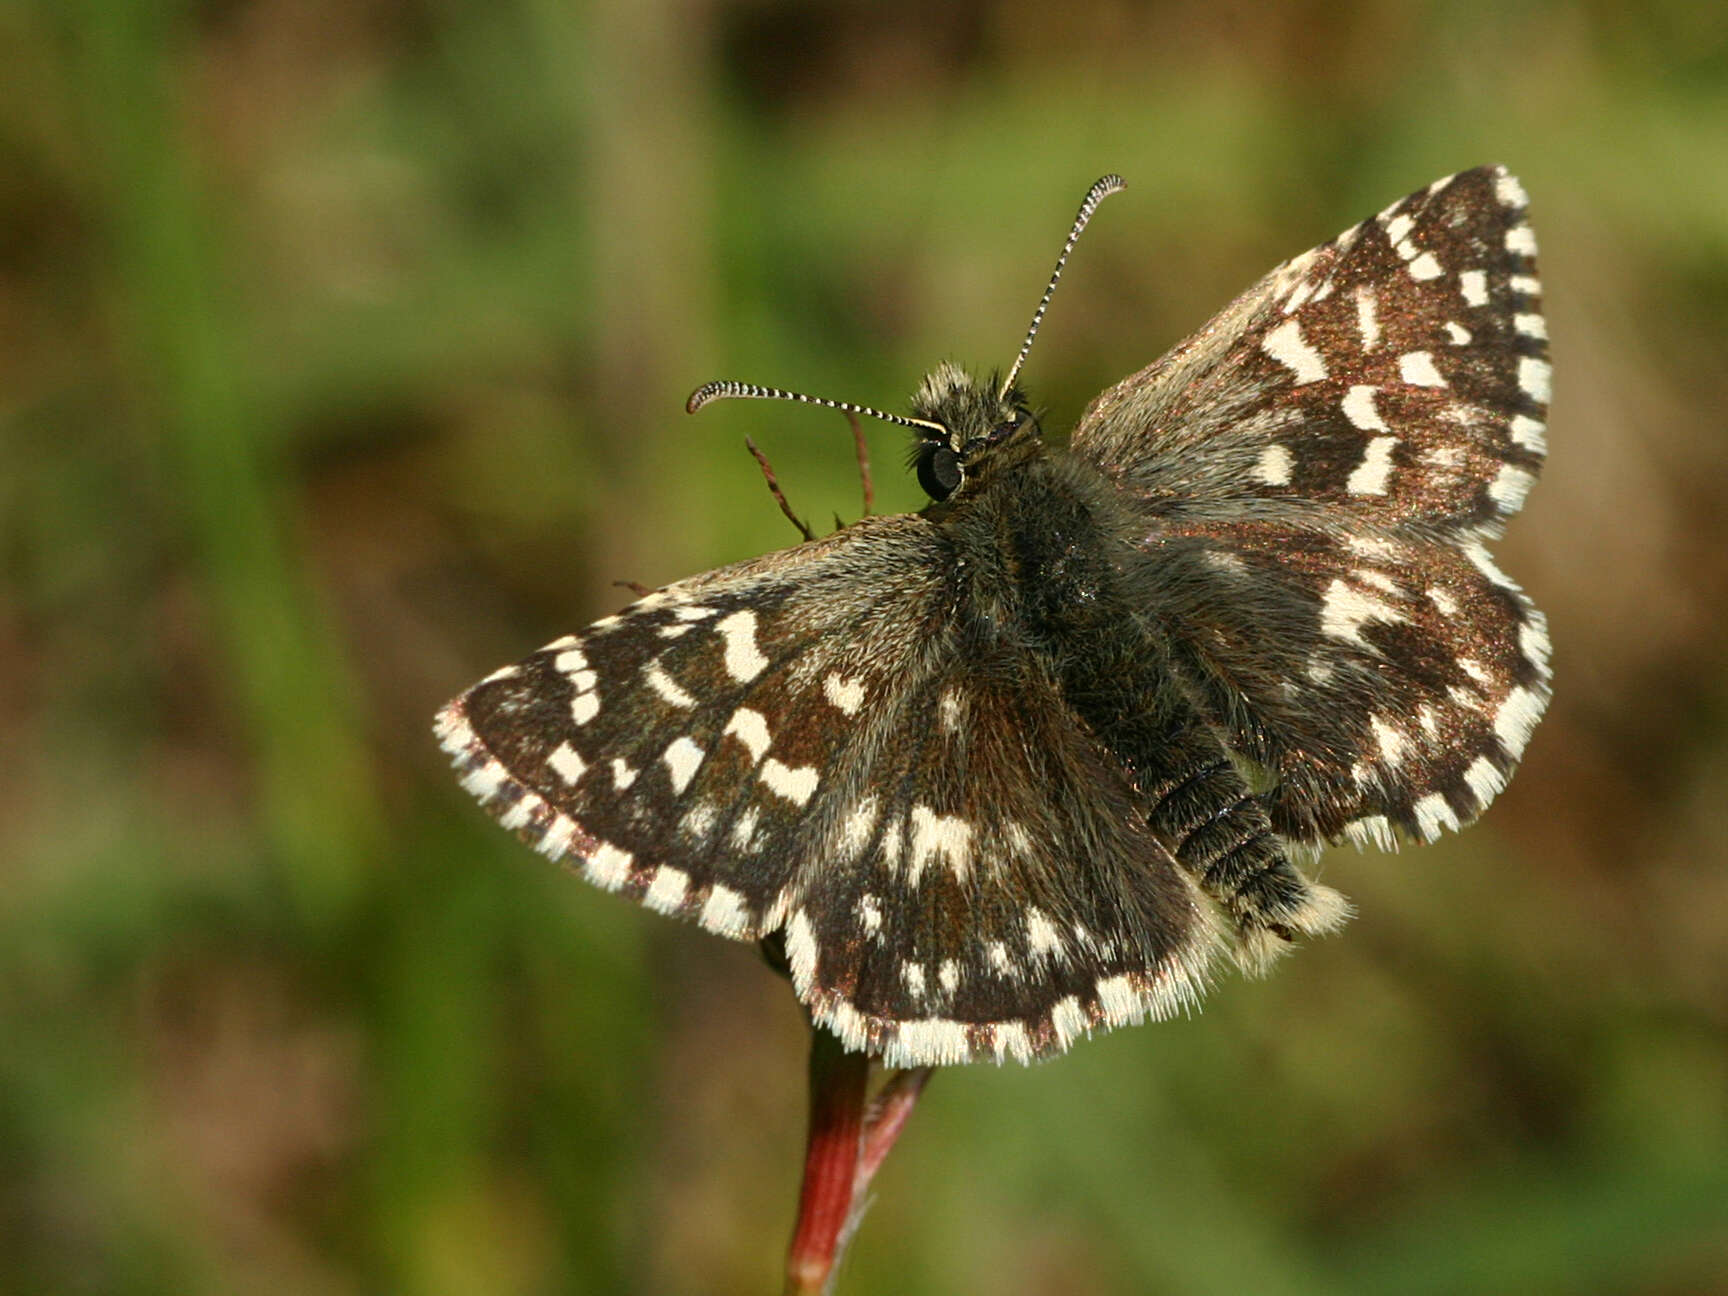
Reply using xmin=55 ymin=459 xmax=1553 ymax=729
xmin=858 ymin=1066 xmax=931 ymax=1186
xmin=785 ymin=1029 xmax=870 ymax=1295
xmin=783 ymin=1030 xmax=934 ymax=1295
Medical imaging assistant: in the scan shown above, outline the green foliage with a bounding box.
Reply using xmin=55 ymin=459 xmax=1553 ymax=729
xmin=3 ymin=1 xmax=1726 ymax=1291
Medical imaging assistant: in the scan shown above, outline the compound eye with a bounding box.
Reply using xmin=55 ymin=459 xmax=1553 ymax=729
xmin=916 ymin=445 xmax=962 ymax=501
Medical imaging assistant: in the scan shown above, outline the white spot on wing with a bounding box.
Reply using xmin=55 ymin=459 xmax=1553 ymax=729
xmin=1027 ymin=908 xmax=1065 ymax=959
xmin=1444 ymin=321 xmax=1472 ymax=345
xmin=717 ymin=610 xmax=768 ymax=682
xmin=1464 ymin=756 xmax=1506 ymax=806
xmin=1413 ymin=793 xmax=1460 ymax=840
xmin=1459 ymin=269 xmax=1488 ymax=306
xmin=1510 ymin=414 xmax=1547 ymax=453
xmin=1355 ymin=285 xmax=1380 ymax=349
xmin=1346 ymin=536 xmax=1398 ymax=560
xmin=893 ymin=1018 xmax=969 ymax=1066
xmin=1424 ymin=445 xmax=1465 ymax=469
xmin=1494 ymin=685 xmax=1545 ymax=756
xmin=553 ymin=647 xmax=588 ymax=674
xmin=700 ymin=884 xmax=749 ymax=937
xmin=1408 ymin=251 xmax=1443 ymax=280
xmin=1320 ymin=579 xmax=1407 ymax=643
xmin=585 ymin=842 xmax=633 ymax=891
xmin=611 ymin=758 xmax=637 ymax=790
xmin=680 ymin=801 xmax=717 ymax=842
xmin=1096 ymin=975 xmax=1143 ymax=1027
xmin=458 ymin=759 xmax=507 ymax=803
xmin=1346 ymin=435 xmax=1399 ymax=495
xmin=1051 ymin=996 xmax=1089 ymax=1050
xmin=1343 ymin=815 xmax=1397 ymax=851
xmin=838 ymin=797 xmax=880 ymax=861
xmin=1488 ymin=464 xmax=1537 ymax=511
xmin=1206 ymin=550 xmax=1249 ymax=576
xmin=1383 ymin=211 xmax=1414 ymax=245
xmin=880 ymin=816 xmax=902 ymax=870
xmin=644 ymin=660 xmax=695 ymax=709
xmin=823 ymin=672 xmax=865 ymax=715
xmin=826 ymin=1000 xmax=868 ymax=1052
xmin=1342 ymin=384 xmax=1388 ymax=431
xmin=1463 ymin=540 xmax=1517 ymax=589
xmin=857 ymin=893 xmax=882 ymax=936
xmin=938 ymin=689 xmax=964 ymax=733
xmin=571 ymin=691 xmax=600 ymax=725
xmin=908 ymin=805 xmax=973 ymax=884
xmin=1495 ymin=171 xmax=1529 ymax=209
xmin=760 ymin=758 xmax=819 ymax=806
xmin=1399 ymin=351 xmax=1447 ymax=388
xmin=1519 ymin=357 xmax=1552 ymax=404
xmin=1371 ymin=716 xmax=1409 ymax=765
xmin=1427 ymin=586 xmax=1460 ymax=616
xmin=730 ymin=805 xmax=760 ymax=853
xmin=547 ymin=742 xmax=587 ymax=785
xmin=1515 ymin=312 xmax=1547 ymax=340
xmin=644 ymin=865 xmax=690 ymax=914
xmin=786 ymin=909 xmax=818 ymax=992
xmin=1261 ymin=317 xmax=1328 ymax=384
xmin=991 ymin=1021 xmax=1032 ymax=1064
xmin=1254 ymin=444 xmax=1294 ymax=486
xmin=535 ymin=816 xmax=574 ymax=859
xmin=663 ymin=737 xmax=705 ymax=794
xmin=1519 ymin=614 xmax=1552 ymax=671
xmin=1505 ymin=225 xmax=1539 ymax=257
xmin=723 ymin=707 xmax=772 ymax=763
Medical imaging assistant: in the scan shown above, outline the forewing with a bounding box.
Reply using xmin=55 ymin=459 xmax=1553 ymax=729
xmin=1072 ymin=165 xmax=1551 ymax=846
xmin=1073 ymin=165 xmax=1547 ymax=534
xmin=436 ymin=514 xmax=956 ymax=943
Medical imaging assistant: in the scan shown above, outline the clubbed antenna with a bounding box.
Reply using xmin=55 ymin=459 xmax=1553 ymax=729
xmin=686 ymin=380 xmax=947 ymax=436
xmin=1000 ymin=174 xmax=1126 ymax=396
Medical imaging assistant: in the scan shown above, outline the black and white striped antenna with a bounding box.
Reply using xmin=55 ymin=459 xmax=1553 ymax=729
xmin=686 ymin=380 xmax=947 ymax=436
xmin=1000 ymin=174 xmax=1125 ymax=396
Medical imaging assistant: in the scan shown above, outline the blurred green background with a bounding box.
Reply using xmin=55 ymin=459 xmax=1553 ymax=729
xmin=4 ymin=1 xmax=1726 ymax=1292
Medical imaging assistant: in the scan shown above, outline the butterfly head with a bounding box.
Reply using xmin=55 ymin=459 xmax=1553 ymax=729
xmin=907 ymin=362 xmax=1037 ymax=502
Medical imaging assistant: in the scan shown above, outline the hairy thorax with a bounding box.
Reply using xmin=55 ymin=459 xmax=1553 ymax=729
xmin=937 ymin=441 xmax=1153 ymax=672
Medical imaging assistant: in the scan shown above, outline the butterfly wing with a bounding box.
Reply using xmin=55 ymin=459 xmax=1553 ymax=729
xmin=437 ymin=512 xmax=1218 ymax=1065
xmin=1071 ymin=165 xmax=1551 ymax=846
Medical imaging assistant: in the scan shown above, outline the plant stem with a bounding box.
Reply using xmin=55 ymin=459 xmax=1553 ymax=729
xmin=783 ymin=1028 xmax=933 ymax=1295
